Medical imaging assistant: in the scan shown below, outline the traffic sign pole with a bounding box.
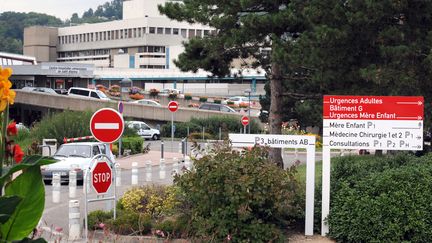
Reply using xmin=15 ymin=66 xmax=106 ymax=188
xmin=171 ymin=112 xmax=174 ymax=151
xmin=168 ymin=101 xmax=179 ymax=152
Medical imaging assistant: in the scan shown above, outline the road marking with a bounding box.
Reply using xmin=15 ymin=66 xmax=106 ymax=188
xmin=95 ymin=123 xmax=119 ymax=129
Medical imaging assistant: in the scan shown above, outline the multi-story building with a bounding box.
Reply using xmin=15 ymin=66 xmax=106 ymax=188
xmin=24 ymin=0 xmax=213 ymax=70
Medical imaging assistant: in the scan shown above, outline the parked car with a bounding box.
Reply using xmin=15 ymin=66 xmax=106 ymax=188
xmin=42 ymin=142 xmax=115 ymax=183
xmin=68 ymin=87 xmax=111 ymax=100
xmin=127 ymin=121 xmax=160 ymax=140
xmin=130 ymin=99 xmax=161 ymax=106
xmin=160 ymin=88 xmax=182 ymax=95
xmin=22 ymin=87 xmax=58 ymax=95
xmin=198 ymin=103 xmax=236 ymax=113
xmin=54 ymin=88 xmax=68 ymax=95
xmin=221 ymin=96 xmax=250 ymax=106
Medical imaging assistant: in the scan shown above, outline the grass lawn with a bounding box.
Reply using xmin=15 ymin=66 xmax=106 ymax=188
xmin=294 ymin=161 xmax=323 ymax=186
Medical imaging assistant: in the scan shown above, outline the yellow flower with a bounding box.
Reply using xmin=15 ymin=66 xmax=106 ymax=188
xmin=0 ymin=66 xmax=15 ymax=112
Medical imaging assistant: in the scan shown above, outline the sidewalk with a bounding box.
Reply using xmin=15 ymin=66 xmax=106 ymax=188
xmin=116 ymin=150 xmax=183 ymax=169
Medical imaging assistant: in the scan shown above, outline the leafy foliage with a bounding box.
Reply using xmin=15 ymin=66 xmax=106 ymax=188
xmin=160 ymin=116 xmax=261 ymax=139
xmin=173 ymin=144 xmax=304 ymax=241
xmin=114 ymin=137 xmax=144 ymax=155
xmin=326 ymin=154 xmax=432 ymax=242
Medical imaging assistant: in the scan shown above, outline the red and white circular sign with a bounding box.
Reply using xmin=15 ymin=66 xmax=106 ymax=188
xmin=90 ymin=108 xmax=124 ymax=143
xmin=91 ymin=161 xmax=112 ymax=194
xmin=241 ymin=116 xmax=249 ymax=126
xmin=168 ymin=101 xmax=179 ymax=113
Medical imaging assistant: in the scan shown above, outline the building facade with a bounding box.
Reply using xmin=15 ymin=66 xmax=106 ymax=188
xmin=24 ymin=0 xmax=213 ymax=70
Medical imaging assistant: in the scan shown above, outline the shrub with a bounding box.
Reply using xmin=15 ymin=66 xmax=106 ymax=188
xmin=160 ymin=122 xmax=201 ymax=138
xmin=87 ymin=210 xmax=113 ymax=230
xmin=30 ymin=110 xmax=93 ymax=144
xmin=168 ymin=93 xmax=178 ymax=100
xmin=115 ymin=137 xmax=143 ymax=155
xmin=108 ymin=211 xmax=152 ymax=235
xmin=199 ymin=96 xmax=208 ymax=102
xmin=149 ymin=88 xmax=159 ymax=97
xmin=154 ymin=219 xmax=176 ymax=238
xmin=118 ymin=185 xmax=179 ymax=219
xmin=188 ymin=132 xmax=212 ymax=140
xmin=173 ymin=144 xmax=303 ymax=241
xmin=129 ymin=93 xmax=144 ymax=100
xmin=327 ymin=154 xmax=432 ymax=242
xmin=213 ymin=99 xmax=221 ymax=104
xmin=184 ymin=94 xmax=192 ymax=100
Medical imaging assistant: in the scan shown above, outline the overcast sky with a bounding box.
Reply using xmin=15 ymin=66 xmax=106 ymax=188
xmin=0 ymin=0 xmax=110 ymax=20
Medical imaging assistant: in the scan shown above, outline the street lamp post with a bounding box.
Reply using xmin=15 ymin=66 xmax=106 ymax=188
xmin=119 ymin=78 xmax=132 ymax=158
xmin=244 ymin=89 xmax=252 ymax=134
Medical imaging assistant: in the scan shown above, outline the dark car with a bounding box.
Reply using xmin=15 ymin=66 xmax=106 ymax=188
xmin=198 ymin=103 xmax=236 ymax=113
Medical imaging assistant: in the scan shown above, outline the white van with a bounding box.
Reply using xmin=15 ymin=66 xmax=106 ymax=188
xmin=127 ymin=121 xmax=160 ymax=140
xmin=68 ymin=87 xmax=110 ymax=100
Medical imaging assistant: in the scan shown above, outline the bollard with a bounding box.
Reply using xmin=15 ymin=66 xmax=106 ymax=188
xmin=172 ymin=157 xmax=179 ymax=175
xmin=52 ymin=173 xmax=61 ymax=203
xmin=131 ymin=162 xmax=138 ymax=185
xmin=178 ymin=142 xmax=182 ymax=154
xmin=145 ymin=160 xmax=152 ymax=182
xmin=184 ymin=156 xmax=192 ymax=171
xmin=115 ymin=164 xmax=121 ymax=187
xmin=69 ymin=170 xmax=77 ymax=198
xmin=161 ymin=141 xmax=164 ymax=159
xmin=159 ymin=159 xmax=166 ymax=180
xmin=68 ymin=200 xmax=81 ymax=241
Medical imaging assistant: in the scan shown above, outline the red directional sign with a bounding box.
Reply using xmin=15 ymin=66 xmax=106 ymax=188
xmin=323 ymin=95 xmax=424 ymax=120
xmin=91 ymin=161 xmax=112 ymax=194
xmin=90 ymin=108 xmax=124 ymax=143
xmin=168 ymin=101 xmax=179 ymax=112
xmin=241 ymin=116 xmax=249 ymax=126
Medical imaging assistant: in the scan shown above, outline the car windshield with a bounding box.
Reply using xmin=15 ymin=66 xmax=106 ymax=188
xmin=55 ymin=145 xmax=91 ymax=158
xmin=96 ymin=90 xmax=108 ymax=99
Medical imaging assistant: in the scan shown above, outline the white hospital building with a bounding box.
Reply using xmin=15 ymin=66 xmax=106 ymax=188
xmin=21 ymin=0 xmax=265 ymax=95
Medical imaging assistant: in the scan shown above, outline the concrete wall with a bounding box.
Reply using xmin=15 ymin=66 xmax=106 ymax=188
xmin=23 ymin=26 xmax=58 ymax=62
xmin=144 ymin=83 xmax=266 ymax=96
xmin=14 ymin=90 xmax=259 ymax=124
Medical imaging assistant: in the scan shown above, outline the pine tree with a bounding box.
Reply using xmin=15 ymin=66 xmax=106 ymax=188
xmin=159 ymin=0 xmax=307 ymax=167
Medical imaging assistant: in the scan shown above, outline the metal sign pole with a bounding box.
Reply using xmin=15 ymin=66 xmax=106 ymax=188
xmin=171 ymin=112 xmax=174 ymax=151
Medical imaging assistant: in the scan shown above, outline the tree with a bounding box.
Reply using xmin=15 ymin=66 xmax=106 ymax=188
xmin=159 ymin=0 xmax=306 ymax=167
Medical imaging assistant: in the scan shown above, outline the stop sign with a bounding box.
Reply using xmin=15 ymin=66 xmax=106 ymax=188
xmin=168 ymin=101 xmax=179 ymax=112
xmin=91 ymin=161 xmax=112 ymax=194
xmin=90 ymin=108 xmax=124 ymax=143
xmin=241 ymin=116 xmax=249 ymax=126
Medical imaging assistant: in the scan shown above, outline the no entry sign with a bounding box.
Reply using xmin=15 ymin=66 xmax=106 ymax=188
xmin=168 ymin=101 xmax=179 ymax=112
xmin=241 ymin=116 xmax=249 ymax=126
xmin=91 ymin=161 xmax=112 ymax=194
xmin=90 ymin=108 xmax=124 ymax=143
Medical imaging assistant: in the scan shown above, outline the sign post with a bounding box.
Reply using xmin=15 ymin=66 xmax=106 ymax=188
xmin=241 ymin=116 xmax=249 ymax=134
xmin=229 ymin=133 xmax=316 ymax=236
xmin=168 ymin=101 xmax=179 ymax=149
xmin=321 ymin=95 xmax=424 ymax=235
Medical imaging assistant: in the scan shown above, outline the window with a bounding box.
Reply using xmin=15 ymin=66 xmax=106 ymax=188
xmin=70 ymin=89 xmax=89 ymax=97
xmin=165 ymin=28 xmax=171 ymax=34
xmin=196 ymin=30 xmax=202 ymax=38
xmin=128 ymin=28 xmax=132 ymax=38
xmin=92 ymin=146 xmax=101 ymax=156
xmin=120 ymin=30 xmax=124 ymax=39
xmin=91 ymin=91 xmax=100 ymax=99
xmin=173 ymin=28 xmax=179 ymax=35
xmin=149 ymin=27 xmax=155 ymax=34
xmin=157 ymin=27 xmax=163 ymax=34
xmin=143 ymin=27 xmax=146 ymax=34
xmin=204 ymin=30 xmax=210 ymax=36
xmin=188 ymin=29 xmax=196 ymax=38
xmin=181 ymin=29 xmax=187 ymax=38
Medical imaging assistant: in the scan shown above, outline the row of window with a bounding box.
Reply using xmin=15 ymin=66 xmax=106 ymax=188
xmin=139 ymin=65 xmax=166 ymax=69
xmin=58 ymin=27 xmax=214 ymax=45
xmin=57 ymin=45 xmax=166 ymax=58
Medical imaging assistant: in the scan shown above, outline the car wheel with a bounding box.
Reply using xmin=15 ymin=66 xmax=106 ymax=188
xmin=152 ymin=134 xmax=159 ymax=140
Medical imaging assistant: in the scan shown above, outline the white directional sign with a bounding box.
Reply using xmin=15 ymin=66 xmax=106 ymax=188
xmin=229 ymin=133 xmax=316 ymax=148
xmin=229 ymin=133 xmax=316 ymax=236
xmin=323 ymin=95 xmax=424 ymax=150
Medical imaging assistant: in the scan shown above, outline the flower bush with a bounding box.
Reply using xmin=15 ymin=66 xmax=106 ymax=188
xmin=199 ymin=96 xmax=208 ymax=102
xmin=96 ymin=84 xmax=107 ymax=93
xmin=129 ymin=93 xmax=144 ymax=100
xmin=184 ymin=94 xmax=192 ymax=100
xmin=108 ymin=85 xmax=121 ymax=97
xmin=0 ymin=66 xmax=57 ymax=242
xmin=149 ymin=88 xmax=159 ymax=97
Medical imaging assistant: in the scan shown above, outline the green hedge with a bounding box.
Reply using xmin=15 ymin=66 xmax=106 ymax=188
xmin=326 ymin=154 xmax=432 ymax=242
xmin=115 ymin=137 xmax=144 ymax=155
xmin=160 ymin=116 xmax=261 ymax=139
